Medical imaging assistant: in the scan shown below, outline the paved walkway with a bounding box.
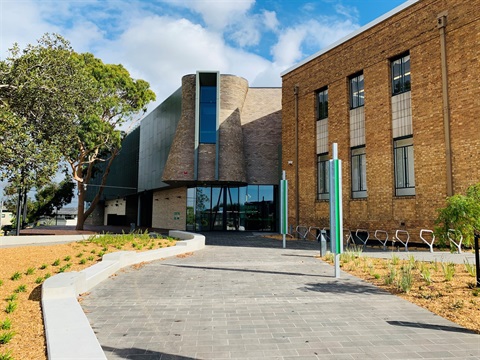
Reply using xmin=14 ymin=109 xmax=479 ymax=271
xmin=82 ymin=233 xmax=480 ymax=360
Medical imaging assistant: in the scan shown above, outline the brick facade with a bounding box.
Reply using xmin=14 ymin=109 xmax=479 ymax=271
xmin=282 ymin=0 xmax=480 ymax=241
xmin=152 ymin=187 xmax=187 ymax=230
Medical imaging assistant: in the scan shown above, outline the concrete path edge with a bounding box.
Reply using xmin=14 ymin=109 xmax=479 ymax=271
xmin=41 ymin=230 xmax=206 ymax=360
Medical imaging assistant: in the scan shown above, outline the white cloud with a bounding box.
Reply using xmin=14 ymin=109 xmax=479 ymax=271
xmin=262 ymin=10 xmax=279 ymax=31
xmin=161 ymin=0 xmax=255 ymax=30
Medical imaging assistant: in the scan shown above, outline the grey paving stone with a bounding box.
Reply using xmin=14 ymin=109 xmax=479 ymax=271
xmin=82 ymin=232 xmax=480 ymax=360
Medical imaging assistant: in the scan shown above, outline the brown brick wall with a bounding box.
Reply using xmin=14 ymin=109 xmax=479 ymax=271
xmin=152 ymin=187 xmax=187 ymax=230
xmin=282 ymin=0 xmax=480 ymax=242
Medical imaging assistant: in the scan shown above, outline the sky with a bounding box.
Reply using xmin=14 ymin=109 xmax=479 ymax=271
xmin=1 ymin=0 xmax=410 ymax=109
xmin=0 ymin=0 xmax=410 ymax=204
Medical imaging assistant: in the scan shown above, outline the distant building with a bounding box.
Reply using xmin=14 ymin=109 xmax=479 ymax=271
xmin=280 ymin=0 xmax=480 ymax=238
xmin=1 ymin=209 xmax=13 ymax=227
xmin=86 ymin=72 xmax=282 ymax=231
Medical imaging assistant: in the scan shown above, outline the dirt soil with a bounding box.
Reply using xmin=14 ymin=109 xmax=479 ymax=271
xmin=0 ymin=238 xmax=175 ymax=360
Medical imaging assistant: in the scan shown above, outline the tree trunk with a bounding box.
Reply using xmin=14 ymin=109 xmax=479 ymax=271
xmin=75 ymin=185 xmax=86 ymax=230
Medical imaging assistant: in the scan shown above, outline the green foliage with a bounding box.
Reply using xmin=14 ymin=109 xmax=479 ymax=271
xmin=441 ymin=262 xmax=456 ymax=281
xmin=464 ymin=259 xmax=476 ymax=277
xmin=435 ymin=182 xmax=480 ymax=247
xmin=52 ymin=259 xmax=60 ymax=266
xmin=0 ymin=318 xmax=12 ymax=330
xmin=13 ymin=285 xmax=26 ymax=293
xmin=25 ymin=267 xmax=35 ymax=275
xmin=397 ymin=265 xmax=413 ymax=293
xmin=64 ymin=256 xmax=71 ymax=261
xmin=44 ymin=273 xmax=51 ymax=280
xmin=420 ymin=266 xmax=432 ymax=285
xmin=5 ymin=294 xmax=17 ymax=302
xmin=10 ymin=272 xmax=21 ymax=281
xmin=5 ymin=301 xmax=17 ymax=314
xmin=31 ymin=175 xmax=75 ymax=221
xmin=0 ymin=331 xmax=15 ymax=344
xmin=35 ymin=277 xmax=44 ymax=284
xmin=0 ymin=350 xmax=13 ymax=360
xmin=79 ymin=258 xmax=87 ymax=265
xmin=0 ymin=280 xmax=3 ymax=287
xmin=40 ymin=264 xmax=48 ymax=270
xmin=391 ymin=254 xmax=400 ymax=266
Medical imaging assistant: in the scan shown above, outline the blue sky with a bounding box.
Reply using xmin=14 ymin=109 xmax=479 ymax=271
xmin=1 ymin=0 xmax=410 ymax=107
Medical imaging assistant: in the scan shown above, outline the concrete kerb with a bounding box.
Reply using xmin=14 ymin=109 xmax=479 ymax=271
xmin=41 ymin=230 xmax=205 ymax=360
xmin=0 ymin=234 xmax=94 ymax=247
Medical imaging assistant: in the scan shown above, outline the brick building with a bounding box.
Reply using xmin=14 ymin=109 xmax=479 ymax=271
xmin=281 ymin=0 xmax=480 ymax=240
xmin=87 ymin=72 xmax=282 ymax=231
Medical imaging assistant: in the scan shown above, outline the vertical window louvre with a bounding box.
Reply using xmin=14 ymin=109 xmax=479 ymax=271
xmin=392 ymin=54 xmax=411 ymax=95
xmin=350 ymin=73 xmax=364 ymax=109
xmin=351 ymin=146 xmax=367 ymax=198
xmin=199 ymin=85 xmax=217 ymax=143
xmin=394 ymin=137 xmax=415 ymax=196
xmin=317 ymin=154 xmax=329 ymax=200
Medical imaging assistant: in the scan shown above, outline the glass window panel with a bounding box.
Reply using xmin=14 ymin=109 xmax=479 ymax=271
xmin=246 ymin=185 xmax=259 ymax=203
xmin=407 ymin=146 xmax=415 ymax=187
xmin=259 ymin=185 xmax=274 ymax=202
xmin=350 ymin=74 xmax=364 ymax=109
xmin=317 ymin=154 xmax=329 ymax=199
xmin=199 ymin=85 xmax=217 ymax=144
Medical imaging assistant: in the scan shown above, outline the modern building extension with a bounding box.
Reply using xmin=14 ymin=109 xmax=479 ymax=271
xmin=281 ymin=0 xmax=480 ymax=238
xmin=86 ymin=72 xmax=282 ymax=231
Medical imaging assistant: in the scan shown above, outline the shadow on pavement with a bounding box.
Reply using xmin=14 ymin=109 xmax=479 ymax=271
xmin=161 ymin=263 xmax=330 ymax=278
xmin=387 ymin=321 xmax=477 ymax=334
xmin=102 ymin=345 xmax=196 ymax=360
xmin=300 ymin=280 xmax=391 ymax=295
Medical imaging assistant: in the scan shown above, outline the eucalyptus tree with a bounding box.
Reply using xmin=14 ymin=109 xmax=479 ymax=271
xmin=0 ymin=34 xmax=94 ymax=231
xmin=67 ymin=53 xmax=156 ymax=230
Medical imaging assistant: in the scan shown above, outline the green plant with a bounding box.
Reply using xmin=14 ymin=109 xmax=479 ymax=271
xmin=391 ymin=254 xmax=400 ymax=266
xmin=420 ymin=265 xmax=432 ymax=285
xmin=432 ymin=259 xmax=439 ymax=272
xmin=40 ymin=263 xmax=48 ymax=270
xmin=0 ymin=331 xmax=15 ymax=344
xmin=98 ymin=251 xmax=105 ymax=258
xmin=44 ymin=273 xmax=51 ymax=279
xmin=373 ymin=273 xmax=381 ymax=280
xmin=0 ymin=318 xmax=12 ymax=330
xmin=464 ymin=259 xmax=476 ymax=277
xmin=5 ymin=301 xmax=17 ymax=314
xmin=14 ymin=285 xmax=27 ymax=293
xmin=90 ymin=249 xmax=96 ymax=254
xmin=35 ymin=277 xmax=44 ymax=284
xmin=26 ymin=267 xmax=35 ymax=275
xmin=87 ymin=256 xmax=94 ymax=261
xmin=10 ymin=272 xmax=21 ymax=281
xmin=434 ymin=182 xmax=480 ymax=248
xmin=0 ymin=350 xmax=14 ymax=360
xmin=64 ymin=255 xmax=71 ymax=261
xmin=324 ymin=252 xmax=334 ymax=262
xmin=52 ymin=259 xmax=61 ymax=266
xmin=384 ymin=265 xmax=397 ymax=286
xmin=102 ymin=247 xmax=108 ymax=252
xmin=0 ymin=280 xmax=3 ymax=286
xmin=451 ymin=300 xmax=464 ymax=310
xmin=441 ymin=262 xmax=456 ymax=281
xmin=5 ymin=294 xmax=17 ymax=302
xmin=472 ymin=288 xmax=480 ymax=297
xmin=79 ymin=258 xmax=87 ymax=265
xmin=58 ymin=264 xmax=71 ymax=273
xmin=398 ymin=264 xmax=413 ymax=293
xmin=76 ymin=252 xmax=83 ymax=258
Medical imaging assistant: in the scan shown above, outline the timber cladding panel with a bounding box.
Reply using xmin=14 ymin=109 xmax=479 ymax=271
xmin=282 ymin=0 xmax=480 ymax=241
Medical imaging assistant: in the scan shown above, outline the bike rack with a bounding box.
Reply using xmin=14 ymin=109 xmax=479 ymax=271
xmin=394 ymin=230 xmax=410 ymax=252
xmin=294 ymin=225 xmax=310 ymax=240
xmin=344 ymin=228 xmax=354 ymax=248
xmin=354 ymin=229 xmax=369 ymax=250
xmin=374 ymin=230 xmax=389 ymax=250
xmin=419 ymin=229 xmax=435 ymax=253
xmin=447 ymin=229 xmax=463 ymax=254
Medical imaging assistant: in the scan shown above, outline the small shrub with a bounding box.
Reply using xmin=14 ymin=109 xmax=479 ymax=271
xmin=79 ymin=258 xmax=87 ymax=265
xmin=102 ymin=247 xmax=108 ymax=252
xmin=87 ymin=256 xmax=95 ymax=261
xmin=398 ymin=265 xmax=413 ymax=293
xmin=420 ymin=267 xmax=432 ymax=285
xmin=14 ymin=285 xmax=27 ymax=293
xmin=0 ymin=350 xmax=14 ymax=360
xmin=44 ymin=273 xmax=51 ymax=280
xmin=35 ymin=277 xmax=44 ymax=284
xmin=90 ymin=249 xmax=96 ymax=254
xmin=464 ymin=259 xmax=476 ymax=277
xmin=391 ymin=254 xmax=400 ymax=266
xmin=432 ymin=259 xmax=439 ymax=272
xmin=451 ymin=300 xmax=464 ymax=310
xmin=0 ymin=331 xmax=15 ymax=344
xmin=64 ymin=256 xmax=71 ymax=261
xmin=97 ymin=251 xmax=105 ymax=258
xmin=52 ymin=259 xmax=61 ymax=266
xmin=472 ymin=288 xmax=480 ymax=297
xmin=373 ymin=273 xmax=381 ymax=280
xmin=0 ymin=318 xmax=12 ymax=330
xmin=384 ymin=265 xmax=397 ymax=286
xmin=26 ymin=267 xmax=35 ymax=275
xmin=441 ymin=262 xmax=456 ymax=281
xmin=0 ymin=280 xmax=3 ymax=286
xmin=40 ymin=264 xmax=48 ymax=270
xmin=5 ymin=294 xmax=17 ymax=302
xmin=10 ymin=272 xmax=21 ymax=281
xmin=76 ymin=252 xmax=83 ymax=258
xmin=5 ymin=301 xmax=17 ymax=314
xmin=324 ymin=252 xmax=334 ymax=262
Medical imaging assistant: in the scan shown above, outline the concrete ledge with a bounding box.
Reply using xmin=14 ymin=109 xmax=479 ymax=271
xmin=42 ymin=231 xmax=205 ymax=360
xmin=0 ymin=234 xmax=94 ymax=247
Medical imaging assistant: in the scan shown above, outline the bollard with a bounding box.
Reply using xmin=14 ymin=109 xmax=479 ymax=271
xmin=474 ymin=232 xmax=479 ymax=288
xmin=319 ymin=230 xmax=327 ymax=257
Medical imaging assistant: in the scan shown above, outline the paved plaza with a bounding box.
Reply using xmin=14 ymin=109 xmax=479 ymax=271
xmin=82 ymin=233 xmax=480 ymax=360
